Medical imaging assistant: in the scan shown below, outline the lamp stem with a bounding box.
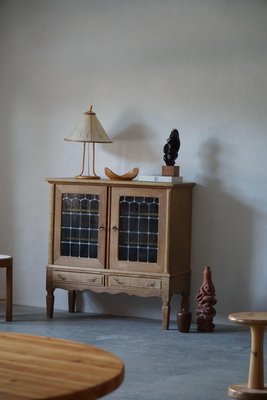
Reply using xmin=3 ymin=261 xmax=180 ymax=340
xmin=76 ymin=142 xmax=100 ymax=179
xmin=87 ymin=142 xmax=90 ymax=176
xmin=78 ymin=142 xmax=86 ymax=177
xmin=92 ymin=142 xmax=97 ymax=177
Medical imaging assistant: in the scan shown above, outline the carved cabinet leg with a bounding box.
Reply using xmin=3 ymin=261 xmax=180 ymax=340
xmin=162 ymin=278 xmax=171 ymax=329
xmin=162 ymin=300 xmax=170 ymax=330
xmin=46 ymin=290 xmax=55 ymax=318
xmin=68 ymin=290 xmax=76 ymax=313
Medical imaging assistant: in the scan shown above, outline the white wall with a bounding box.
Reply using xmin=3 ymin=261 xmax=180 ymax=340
xmin=1 ymin=0 xmax=267 ymax=325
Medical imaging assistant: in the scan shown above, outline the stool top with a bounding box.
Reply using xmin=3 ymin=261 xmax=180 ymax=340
xmin=0 ymin=255 xmax=12 ymax=260
xmin=229 ymin=312 xmax=267 ymax=326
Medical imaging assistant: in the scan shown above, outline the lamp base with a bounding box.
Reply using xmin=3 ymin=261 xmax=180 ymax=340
xmin=75 ymin=175 xmax=100 ymax=180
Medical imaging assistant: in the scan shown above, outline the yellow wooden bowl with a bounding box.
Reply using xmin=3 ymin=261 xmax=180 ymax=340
xmin=104 ymin=167 xmax=139 ymax=181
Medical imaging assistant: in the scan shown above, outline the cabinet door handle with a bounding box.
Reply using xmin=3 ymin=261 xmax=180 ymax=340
xmin=98 ymin=225 xmax=105 ymax=231
xmin=147 ymin=282 xmax=156 ymax=288
xmin=112 ymin=225 xmax=119 ymax=232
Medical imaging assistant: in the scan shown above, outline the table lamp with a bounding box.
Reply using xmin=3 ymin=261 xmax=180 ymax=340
xmin=64 ymin=106 xmax=112 ymax=179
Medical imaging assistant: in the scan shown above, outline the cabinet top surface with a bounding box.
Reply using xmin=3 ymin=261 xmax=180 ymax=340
xmin=46 ymin=177 xmax=195 ymax=188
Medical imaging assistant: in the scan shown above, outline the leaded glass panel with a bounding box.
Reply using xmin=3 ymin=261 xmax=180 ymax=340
xmin=60 ymin=193 xmax=99 ymax=258
xmin=118 ymin=196 xmax=159 ymax=263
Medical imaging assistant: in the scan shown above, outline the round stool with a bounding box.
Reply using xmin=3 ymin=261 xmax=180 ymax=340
xmin=0 ymin=255 xmax=13 ymax=321
xmin=228 ymin=312 xmax=267 ymax=399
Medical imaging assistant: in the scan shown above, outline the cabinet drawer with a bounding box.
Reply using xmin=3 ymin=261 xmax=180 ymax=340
xmin=107 ymin=275 xmax=162 ymax=290
xmin=52 ymin=271 xmax=104 ymax=286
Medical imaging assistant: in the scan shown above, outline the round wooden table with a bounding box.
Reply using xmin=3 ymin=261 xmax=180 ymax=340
xmin=228 ymin=312 xmax=267 ymax=399
xmin=0 ymin=332 xmax=124 ymax=400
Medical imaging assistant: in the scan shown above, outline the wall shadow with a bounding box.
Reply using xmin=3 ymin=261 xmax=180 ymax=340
xmin=190 ymin=138 xmax=258 ymax=321
xmin=100 ymin=111 xmax=159 ymax=170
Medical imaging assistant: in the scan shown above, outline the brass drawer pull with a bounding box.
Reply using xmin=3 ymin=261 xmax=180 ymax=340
xmin=147 ymin=282 xmax=156 ymax=288
xmin=88 ymin=278 xmax=97 ymax=283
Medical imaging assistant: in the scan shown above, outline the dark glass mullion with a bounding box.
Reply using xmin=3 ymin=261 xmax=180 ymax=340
xmin=119 ymin=198 xmax=130 ymax=260
xmin=118 ymin=195 xmax=160 ymax=263
xmin=68 ymin=210 xmax=71 ymax=256
xmin=60 ymin=193 xmax=99 ymax=259
xmin=149 ymin=203 xmax=152 ymax=261
xmin=148 ymin=201 xmax=153 ymax=249
xmin=88 ymin=199 xmax=92 ymax=255
xmin=77 ymin=196 xmax=81 ymax=257
xmin=137 ymin=201 xmax=141 ymax=262
xmin=147 ymin=201 xmax=151 ymax=261
xmin=74 ymin=197 xmax=80 ymax=257
xmin=150 ymin=198 xmax=159 ymax=262
xmin=126 ymin=200 xmax=130 ymax=261
xmin=89 ymin=199 xmax=93 ymax=255
xmin=90 ymin=198 xmax=99 ymax=257
xmin=122 ymin=197 xmax=130 ymax=261
xmin=69 ymin=198 xmax=73 ymax=256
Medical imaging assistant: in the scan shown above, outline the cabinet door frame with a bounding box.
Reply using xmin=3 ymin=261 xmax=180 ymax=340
xmin=109 ymin=187 xmax=169 ymax=273
xmin=53 ymin=184 xmax=107 ymax=268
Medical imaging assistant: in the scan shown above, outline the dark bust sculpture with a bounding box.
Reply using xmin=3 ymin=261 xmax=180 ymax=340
xmin=163 ymin=129 xmax=180 ymax=166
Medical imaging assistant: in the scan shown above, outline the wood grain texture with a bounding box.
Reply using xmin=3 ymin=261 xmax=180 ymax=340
xmin=104 ymin=167 xmax=139 ymax=181
xmin=46 ymin=178 xmax=195 ymax=329
xmin=228 ymin=312 xmax=267 ymax=398
xmin=229 ymin=312 xmax=267 ymax=326
xmin=0 ymin=332 xmax=124 ymax=400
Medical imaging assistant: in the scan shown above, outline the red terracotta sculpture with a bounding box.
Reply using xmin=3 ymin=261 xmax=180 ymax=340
xmin=196 ymin=266 xmax=217 ymax=332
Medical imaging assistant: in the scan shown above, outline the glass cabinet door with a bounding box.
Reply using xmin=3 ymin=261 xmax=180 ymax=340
xmin=109 ymin=187 xmax=168 ymax=273
xmin=118 ymin=196 xmax=159 ymax=263
xmin=53 ymin=185 xmax=107 ymax=268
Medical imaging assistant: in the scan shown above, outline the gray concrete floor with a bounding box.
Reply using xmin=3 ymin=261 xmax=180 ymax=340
xmin=0 ymin=305 xmax=261 ymax=400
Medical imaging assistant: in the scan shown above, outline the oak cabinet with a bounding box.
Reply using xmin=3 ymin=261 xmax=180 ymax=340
xmin=46 ymin=178 xmax=194 ymax=329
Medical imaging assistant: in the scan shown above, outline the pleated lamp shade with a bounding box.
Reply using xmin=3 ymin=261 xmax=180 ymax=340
xmin=64 ymin=106 xmax=112 ymax=179
xmin=65 ymin=107 xmax=112 ymax=143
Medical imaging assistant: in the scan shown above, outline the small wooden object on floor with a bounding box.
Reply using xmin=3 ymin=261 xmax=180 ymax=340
xmin=0 ymin=332 xmax=124 ymax=400
xmin=228 ymin=312 xmax=267 ymax=399
xmin=0 ymin=254 xmax=13 ymax=321
xmin=196 ymin=266 xmax=217 ymax=332
xmin=177 ymin=309 xmax=192 ymax=333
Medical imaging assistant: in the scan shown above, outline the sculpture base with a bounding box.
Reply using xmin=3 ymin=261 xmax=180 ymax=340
xmin=161 ymin=166 xmax=180 ymax=177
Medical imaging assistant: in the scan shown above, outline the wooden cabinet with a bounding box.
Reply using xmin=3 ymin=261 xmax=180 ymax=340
xmin=46 ymin=178 xmax=195 ymax=329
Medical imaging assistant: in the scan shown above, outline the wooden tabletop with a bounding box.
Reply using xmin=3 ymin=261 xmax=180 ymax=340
xmin=229 ymin=312 xmax=267 ymax=326
xmin=0 ymin=332 xmax=124 ymax=400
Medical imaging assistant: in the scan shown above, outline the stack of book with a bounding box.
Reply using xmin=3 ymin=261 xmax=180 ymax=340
xmin=138 ymin=175 xmax=183 ymax=183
